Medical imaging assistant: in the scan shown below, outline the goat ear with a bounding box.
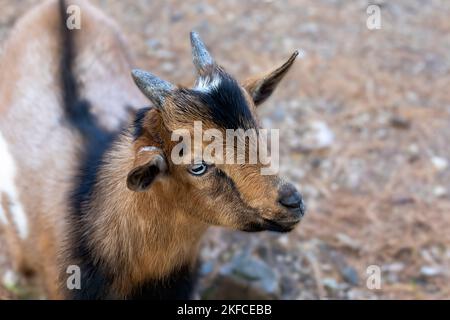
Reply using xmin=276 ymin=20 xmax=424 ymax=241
xmin=243 ymin=51 xmax=299 ymax=106
xmin=127 ymin=147 xmax=167 ymax=192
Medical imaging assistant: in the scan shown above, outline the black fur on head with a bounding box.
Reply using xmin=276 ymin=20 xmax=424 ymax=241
xmin=171 ymin=68 xmax=258 ymax=131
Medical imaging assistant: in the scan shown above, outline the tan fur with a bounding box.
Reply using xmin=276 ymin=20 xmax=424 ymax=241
xmin=0 ymin=0 xmax=145 ymax=298
xmin=82 ymin=135 xmax=208 ymax=296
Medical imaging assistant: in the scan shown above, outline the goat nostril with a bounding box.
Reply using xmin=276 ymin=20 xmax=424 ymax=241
xmin=278 ymin=191 xmax=302 ymax=209
xmin=278 ymin=184 xmax=306 ymax=217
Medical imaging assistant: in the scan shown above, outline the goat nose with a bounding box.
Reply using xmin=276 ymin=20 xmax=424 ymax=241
xmin=278 ymin=184 xmax=305 ymax=216
xmin=279 ymin=192 xmax=302 ymax=208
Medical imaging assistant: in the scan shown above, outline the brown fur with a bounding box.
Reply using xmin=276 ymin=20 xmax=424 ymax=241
xmin=0 ymin=0 xmax=146 ymax=298
xmin=0 ymin=0 xmax=301 ymax=299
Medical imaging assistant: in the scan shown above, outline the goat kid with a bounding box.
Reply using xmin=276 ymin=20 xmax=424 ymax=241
xmin=0 ymin=0 xmax=305 ymax=299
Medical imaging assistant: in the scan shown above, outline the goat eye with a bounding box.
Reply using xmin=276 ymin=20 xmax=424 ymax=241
xmin=188 ymin=162 xmax=208 ymax=176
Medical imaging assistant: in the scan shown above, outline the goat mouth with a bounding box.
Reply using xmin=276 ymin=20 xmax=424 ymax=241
xmin=241 ymin=217 xmax=300 ymax=233
xmin=262 ymin=218 xmax=300 ymax=233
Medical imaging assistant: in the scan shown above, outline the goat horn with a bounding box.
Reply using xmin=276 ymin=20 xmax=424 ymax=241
xmin=131 ymin=69 xmax=174 ymax=108
xmin=190 ymin=31 xmax=214 ymax=74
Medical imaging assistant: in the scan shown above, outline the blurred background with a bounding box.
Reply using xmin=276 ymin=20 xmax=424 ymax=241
xmin=0 ymin=0 xmax=449 ymax=299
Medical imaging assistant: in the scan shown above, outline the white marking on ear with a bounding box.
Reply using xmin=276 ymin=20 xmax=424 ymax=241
xmin=138 ymin=146 xmax=167 ymax=172
xmin=138 ymin=146 xmax=160 ymax=153
xmin=194 ymin=75 xmax=221 ymax=93
xmin=0 ymin=132 xmax=29 ymax=239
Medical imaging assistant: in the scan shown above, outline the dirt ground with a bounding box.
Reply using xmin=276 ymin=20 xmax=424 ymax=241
xmin=0 ymin=0 xmax=449 ymax=299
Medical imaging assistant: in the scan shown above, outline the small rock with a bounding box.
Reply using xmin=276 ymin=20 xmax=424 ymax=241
xmin=405 ymin=91 xmax=419 ymax=104
xmin=146 ymin=39 xmax=161 ymax=50
xmin=407 ymin=144 xmax=420 ymax=162
xmin=161 ymin=62 xmax=175 ymax=73
xmin=2 ymin=270 xmax=18 ymax=288
xmin=389 ymin=115 xmax=411 ymax=129
xmin=203 ymin=254 xmax=280 ymax=299
xmin=293 ymin=121 xmax=335 ymax=152
xmin=170 ymin=11 xmax=184 ymax=23
xmin=391 ymin=196 xmax=415 ymax=205
xmin=200 ymin=261 xmax=214 ymax=276
xmin=335 ymin=233 xmax=361 ymax=251
xmin=277 ymin=235 xmax=289 ymax=247
xmin=310 ymin=121 xmax=334 ymax=149
xmin=322 ymin=278 xmax=339 ymax=290
xmin=431 ymin=156 xmax=448 ymax=171
xmin=408 ymin=144 xmax=419 ymax=155
xmin=347 ymin=288 xmax=378 ymax=300
xmin=382 ymin=262 xmax=405 ymax=273
xmin=420 ymin=266 xmax=442 ymax=277
xmin=341 ymin=266 xmax=359 ymax=286
xmin=433 ymin=186 xmax=447 ymax=198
